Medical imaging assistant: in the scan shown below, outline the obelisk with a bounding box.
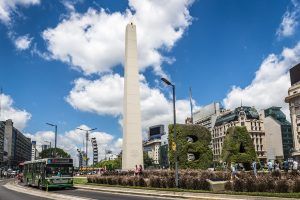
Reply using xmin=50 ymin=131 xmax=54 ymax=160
xmin=122 ymin=22 xmax=144 ymax=170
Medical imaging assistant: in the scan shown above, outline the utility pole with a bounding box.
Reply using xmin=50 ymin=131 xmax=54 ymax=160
xmin=46 ymin=123 xmax=57 ymax=157
xmin=77 ymin=127 xmax=97 ymax=167
xmin=161 ymin=77 xmax=179 ymax=188
xmin=189 ymin=87 xmax=193 ymax=124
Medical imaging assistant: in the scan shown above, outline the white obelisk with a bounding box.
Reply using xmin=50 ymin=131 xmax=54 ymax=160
xmin=122 ymin=22 xmax=143 ymax=170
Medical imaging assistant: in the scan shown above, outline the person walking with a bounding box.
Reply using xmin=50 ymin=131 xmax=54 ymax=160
xmin=252 ymin=160 xmax=257 ymax=177
xmin=267 ymin=160 xmax=273 ymax=172
xmin=231 ymin=163 xmax=237 ymax=180
xmin=292 ymin=160 xmax=298 ymax=172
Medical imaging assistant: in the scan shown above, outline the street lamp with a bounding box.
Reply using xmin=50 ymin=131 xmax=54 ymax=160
xmin=46 ymin=123 xmax=57 ymax=157
xmin=161 ymin=77 xmax=179 ymax=187
xmin=77 ymin=127 xmax=97 ymax=167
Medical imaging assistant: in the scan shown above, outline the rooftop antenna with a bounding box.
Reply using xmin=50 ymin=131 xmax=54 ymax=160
xmin=189 ymin=87 xmax=193 ymax=124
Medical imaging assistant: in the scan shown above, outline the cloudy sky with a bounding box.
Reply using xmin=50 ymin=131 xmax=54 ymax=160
xmin=0 ymin=0 xmax=300 ymax=165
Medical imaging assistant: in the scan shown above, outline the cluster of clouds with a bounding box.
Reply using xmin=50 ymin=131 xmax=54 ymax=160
xmin=25 ymin=124 xmax=122 ymax=166
xmin=0 ymin=0 xmax=40 ymax=24
xmin=223 ymin=42 xmax=300 ymax=115
xmin=66 ymin=74 xmax=196 ymax=134
xmin=0 ymin=93 xmax=31 ymax=130
xmin=277 ymin=0 xmax=300 ymax=38
xmin=42 ymin=0 xmax=194 ymax=76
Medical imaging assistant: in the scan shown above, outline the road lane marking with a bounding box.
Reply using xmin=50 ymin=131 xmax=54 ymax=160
xmin=4 ymin=181 xmax=97 ymax=200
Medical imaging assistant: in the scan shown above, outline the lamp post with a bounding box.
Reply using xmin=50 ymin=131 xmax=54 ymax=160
xmin=46 ymin=123 xmax=57 ymax=157
xmin=161 ymin=77 xmax=178 ymax=188
xmin=77 ymin=127 xmax=97 ymax=167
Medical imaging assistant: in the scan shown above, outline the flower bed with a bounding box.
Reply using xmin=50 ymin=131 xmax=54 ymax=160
xmin=87 ymin=170 xmax=300 ymax=193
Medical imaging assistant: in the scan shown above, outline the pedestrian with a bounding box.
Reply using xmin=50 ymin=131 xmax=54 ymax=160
xmin=231 ymin=163 xmax=237 ymax=180
xmin=283 ymin=160 xmax=289 ymax=172
xmin=274 ymin=160 xmax=280 ymax=172
xmin=138 ymin=164 xmax=143 ymax=176
xmin=134 ymin=165 xmax=138 ymax=176
xmin=252 ymin=160 xmax=257 ymax=177
xmin=292 ymin=160 xmax=298 ymax=172
xmin=267 ymin=160 xmax=273 ymax=172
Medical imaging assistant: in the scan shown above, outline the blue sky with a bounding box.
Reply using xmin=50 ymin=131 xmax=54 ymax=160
xmin=0 ymin=0 xmax=300 ymax=162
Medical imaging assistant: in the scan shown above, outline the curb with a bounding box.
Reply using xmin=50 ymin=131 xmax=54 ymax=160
xmin=74 ymin=184 xmax=300 ymax=200
xmin=74 ymin=184 xmax=248 ymax=200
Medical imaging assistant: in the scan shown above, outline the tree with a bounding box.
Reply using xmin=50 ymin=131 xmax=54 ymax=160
xmin=221 ymin=126 xmax=257 ymax=169
xmin=39 ymin=148 xmax=70 ymax=159
xmin=143 ymin=152 xmax=155 ymax=169
xmin=168 ymin=124 xmax=213 ymax=169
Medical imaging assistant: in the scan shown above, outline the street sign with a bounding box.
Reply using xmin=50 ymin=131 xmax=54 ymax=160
xmin=172 ymin=142 xmax=176 ymax=151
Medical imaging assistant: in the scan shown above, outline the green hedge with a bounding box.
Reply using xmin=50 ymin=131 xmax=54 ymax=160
xmin=221 ymin=126 xmax=257 ymax=167
xmin=168 ymin=124 xmax=213 ymax=169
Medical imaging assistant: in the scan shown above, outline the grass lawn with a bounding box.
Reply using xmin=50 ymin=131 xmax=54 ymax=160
xmin=73 ymin=177 xmax=88 ymax=184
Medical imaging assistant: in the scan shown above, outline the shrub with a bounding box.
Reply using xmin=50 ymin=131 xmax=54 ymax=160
xmin=275 ymin=179 xmax=289 ymax=193
xmin=232 ymin=178 xmax=244 ymax=192
xmin=224 ymin=181 xmax=232 ymax=191
xmin=243 ymin=176 xmax=257 ymax=192
xmin=293 ymin=178 xmax=300 ymax=192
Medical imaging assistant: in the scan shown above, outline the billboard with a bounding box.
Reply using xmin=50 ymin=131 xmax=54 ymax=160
xmin=149 ymin=125 xmax=164 ymax=140
xmin=290 ymin=63 xmax=300 ymax=85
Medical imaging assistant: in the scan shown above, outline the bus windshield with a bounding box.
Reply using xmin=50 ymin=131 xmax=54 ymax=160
xmin=45 ymin=164 xmax=73 ymax=177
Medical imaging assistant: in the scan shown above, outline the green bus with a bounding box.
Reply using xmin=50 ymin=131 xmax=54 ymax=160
xmin=23 ymin=158 xmax=74 ymax=189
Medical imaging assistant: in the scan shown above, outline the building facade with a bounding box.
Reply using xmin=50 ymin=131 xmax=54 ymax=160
xmin=144 ymin=139 xmax=161 ymax=165
xmin=2 ymin=119 xmax=31 ymax=168
xmin=262 ymin=107 xmax=293 ymax=161
xmin=31 ymin=141 xmax=39 ymax=161
xmin=285 ymin=63 xmax=300 ymax=161
xmin=193 ymin=102 xmax=221 ymax=131
xmin=212 ymin=106 xmax=266 ymax=162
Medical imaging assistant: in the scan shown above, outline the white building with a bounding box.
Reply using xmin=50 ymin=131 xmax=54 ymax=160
xmin=261 ymin=107 xmax=293 ymax=161
xmin=193 ymin=102 xmax=221 ymax=131
xmin=31 ymin=141 xmax=39 ymax=161
xmin=143 ymin=139 xmax=161 ymax=165
xmin=285 ymin=63 xmax=300 ymax=162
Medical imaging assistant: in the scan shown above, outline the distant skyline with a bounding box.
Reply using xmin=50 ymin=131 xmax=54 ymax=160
xmin=0 ymin=0 xmax=300 ymax=164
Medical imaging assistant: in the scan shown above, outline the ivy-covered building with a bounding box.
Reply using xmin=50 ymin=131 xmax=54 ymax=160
xmin=212 ymin=106 xmax=266 ymax=162
xmin=262 ymin=107 xmax=293 ymax=160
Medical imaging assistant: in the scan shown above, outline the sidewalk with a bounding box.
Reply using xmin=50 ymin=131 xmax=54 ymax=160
xmin=74 ymin=184 xmax=299 ymax=200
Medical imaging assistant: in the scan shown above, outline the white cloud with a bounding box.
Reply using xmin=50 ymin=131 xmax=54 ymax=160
xmin=25 ymin=124 xmax=122 ymax=166
xmin=0 ymin=93 xmax=31 ymax=130
xmin=0 ymin=0 xmax=40 ymax=24
xmin=223 ymin=42 xmax=300 ymax=116
xmin=66 ymin=74 xmax=195 ymax=134
xmin=42 ymin=0 xmax=194 ymax=75
xmin=14 ymin=35 xmax=32 ymax=50
xmin=276 ymin=0 xmax=300 ymax=38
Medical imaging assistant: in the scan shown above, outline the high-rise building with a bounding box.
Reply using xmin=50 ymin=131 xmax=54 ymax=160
xmin=193 ymin=102 xmax=221 ymax=131
xmin=2 ymin=119 xmax=31 ymax=168
xmin=262 ymin=107 xmax=293 ymax=160
xmin=31 ymin=141 xmax=39 ymax=161
xmin=212 ymin=106 xmax=266 ymax=162
xmin=285 ymin=63 xmax=300 ymax=162
xmin=122 ymin=22 xmax=143 ymax=170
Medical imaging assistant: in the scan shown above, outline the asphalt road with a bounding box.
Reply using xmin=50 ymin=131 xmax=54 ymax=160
xmin=0 ymin=178 xmax=48 ymax=200
xmin=52 ymin=187 xmax=176 ymax=200
xmin=2 ymin=179 xmax=177 ymax=200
